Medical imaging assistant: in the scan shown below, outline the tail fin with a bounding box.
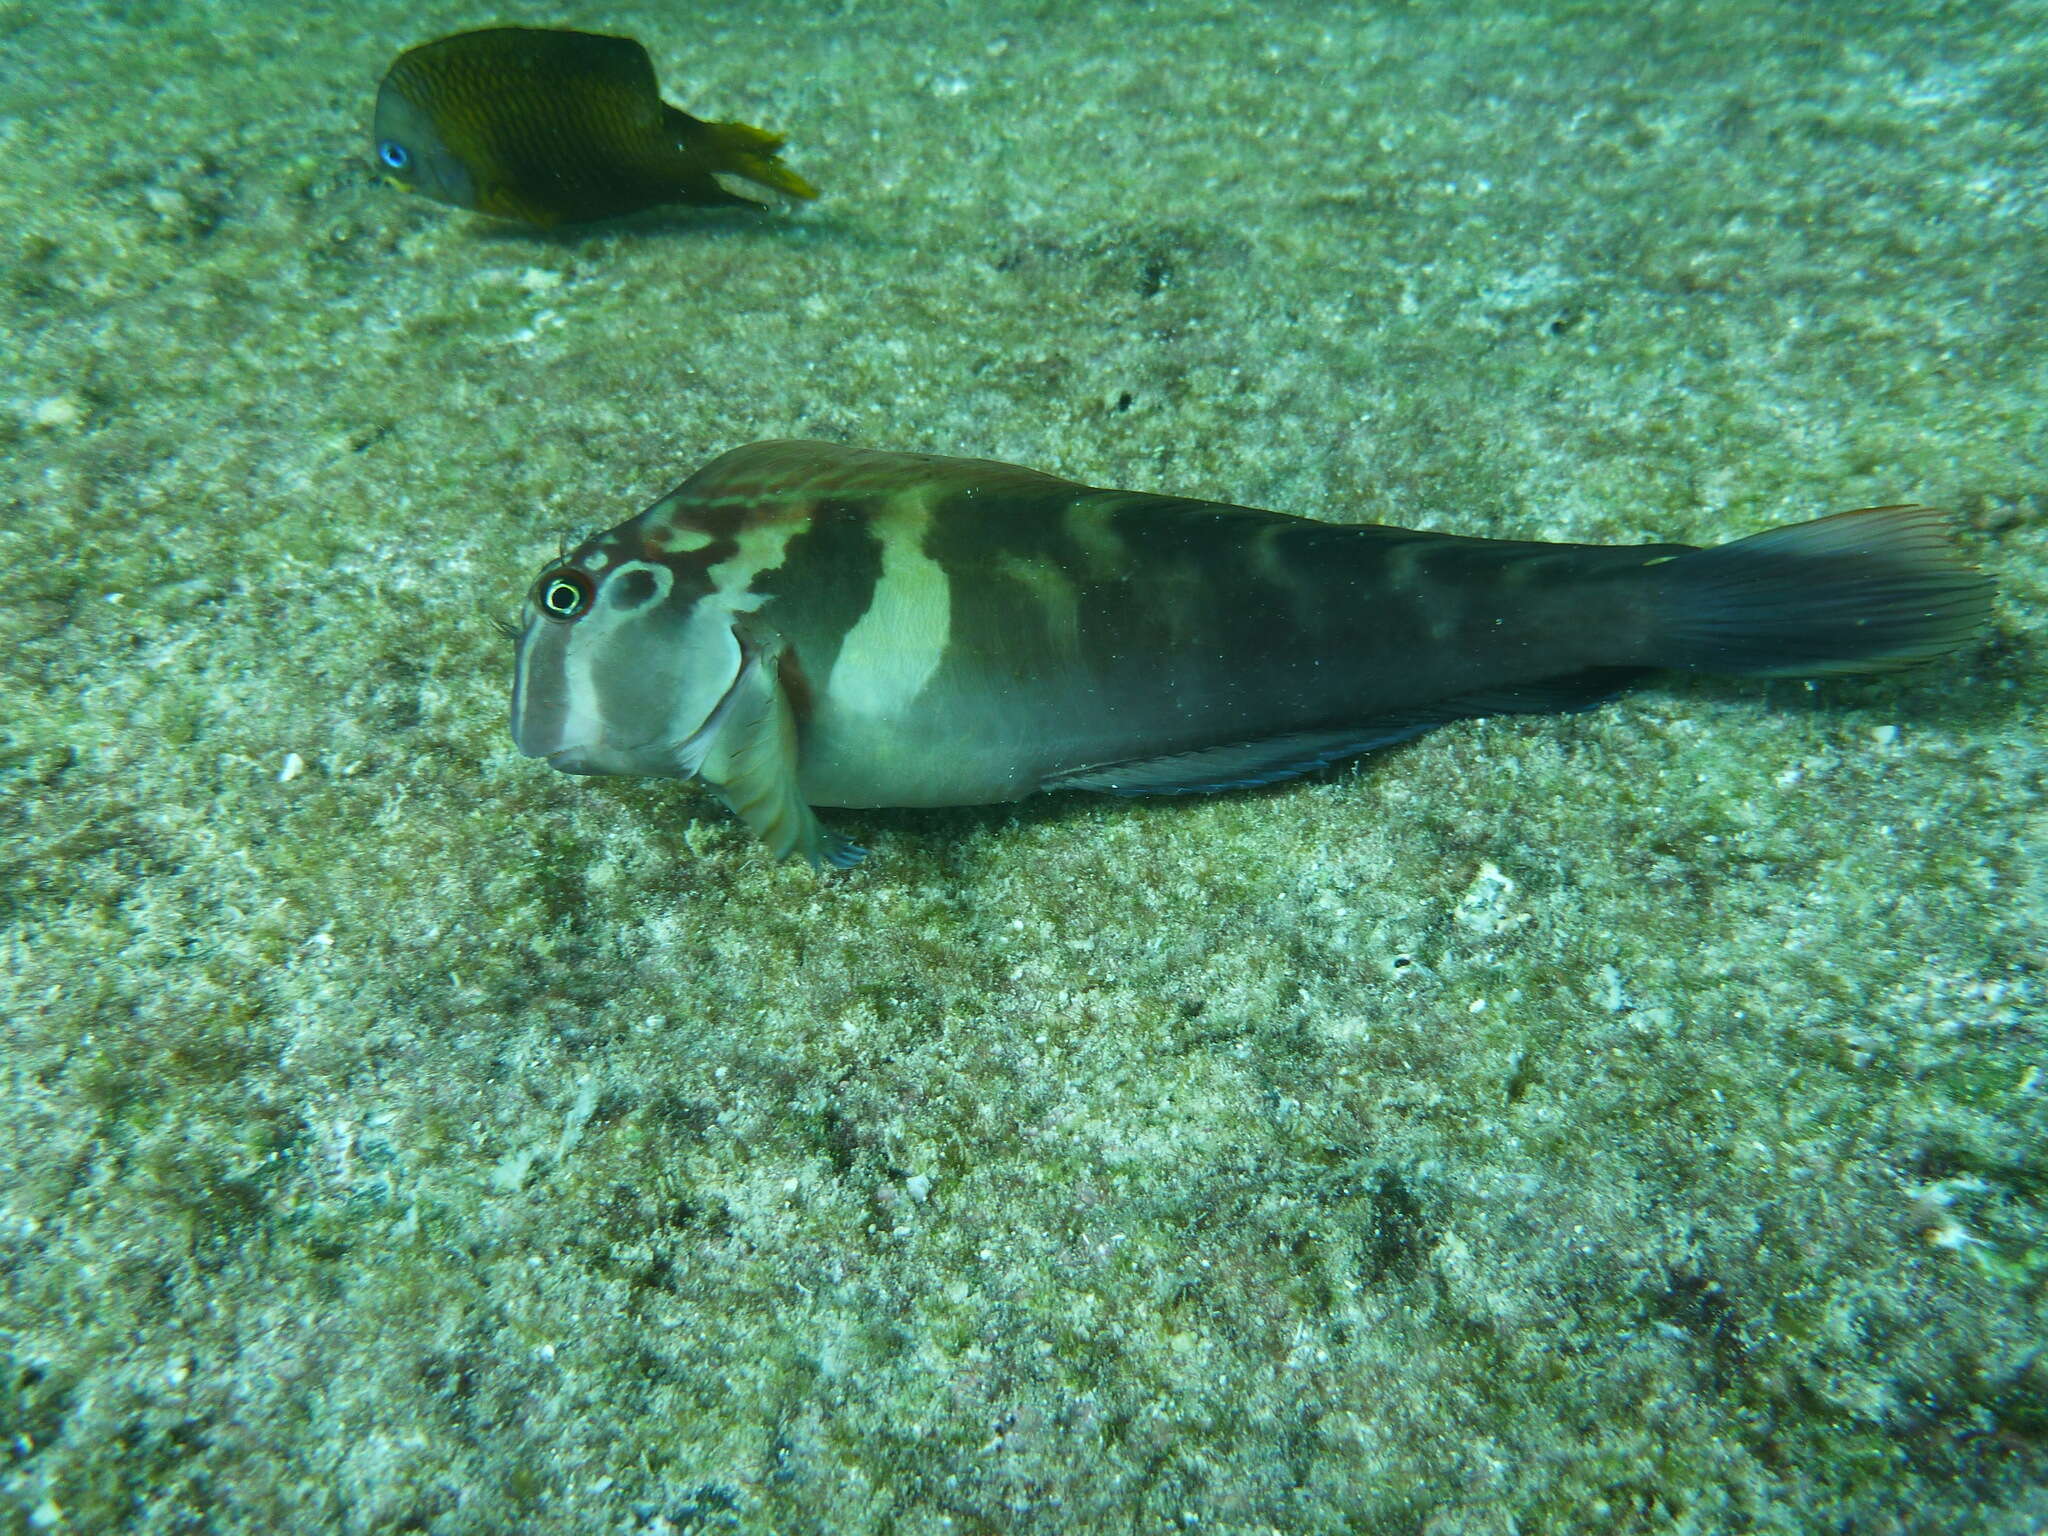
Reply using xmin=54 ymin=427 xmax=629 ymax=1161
xmin=1648 ymin=505 xmax=1993 ymax=677
xmin=669 ymin=107 xmax=819 ymax=200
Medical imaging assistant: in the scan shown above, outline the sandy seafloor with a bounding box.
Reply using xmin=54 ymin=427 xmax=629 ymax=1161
xmin=2 ymin=0 xmax=2045 ymax=1530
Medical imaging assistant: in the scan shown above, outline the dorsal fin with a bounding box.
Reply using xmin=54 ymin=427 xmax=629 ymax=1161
xmin=669 ymin=440 xmax=1090 ymax=508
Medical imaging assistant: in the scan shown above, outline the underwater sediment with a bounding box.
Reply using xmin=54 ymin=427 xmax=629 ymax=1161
xmin=1 ymin=2 xmax=2042 ymax=1531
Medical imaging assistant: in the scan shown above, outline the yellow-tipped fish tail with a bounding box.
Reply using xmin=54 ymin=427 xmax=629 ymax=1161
xmin=509 ymin=442 xmax=1994 ymax=867
xmin=676 ymin=116 xmax=820 ymax=202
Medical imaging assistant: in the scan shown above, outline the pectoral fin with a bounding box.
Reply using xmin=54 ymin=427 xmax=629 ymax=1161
xmin=693 ymin=630 xmax=865 ymax=869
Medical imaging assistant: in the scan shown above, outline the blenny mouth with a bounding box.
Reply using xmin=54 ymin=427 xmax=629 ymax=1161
xmin=541 ymin=744 xmax=605 ymax=775
xmin=543 ymin=724 xmax=680 ymax=775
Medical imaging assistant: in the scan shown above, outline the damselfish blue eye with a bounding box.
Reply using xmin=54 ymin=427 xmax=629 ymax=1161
xmin=378 ymin=140 xmax=410 ymax=171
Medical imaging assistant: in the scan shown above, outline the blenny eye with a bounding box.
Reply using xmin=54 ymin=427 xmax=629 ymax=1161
xmin=534 ymin=567 xmax=594 ymax=622
xmin=378 ymin=140 xmax=410 ymax=171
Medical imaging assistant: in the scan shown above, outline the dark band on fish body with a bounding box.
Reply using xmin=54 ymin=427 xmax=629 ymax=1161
xmin=748 ymin=500 xmax=887 ymax=686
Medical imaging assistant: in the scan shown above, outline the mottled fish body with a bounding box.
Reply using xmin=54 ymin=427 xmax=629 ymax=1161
xmin=371 ymin=27 xmax=816 ymax=227
xmin=510 ymin=441 xmax=1993 ymax=866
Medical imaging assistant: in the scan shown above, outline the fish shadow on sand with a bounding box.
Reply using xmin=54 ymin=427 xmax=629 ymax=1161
xmin=461 ymin=202 xmax=879 ymax=249
xmin=1673 ymin=618 xmax=2030 ymax=732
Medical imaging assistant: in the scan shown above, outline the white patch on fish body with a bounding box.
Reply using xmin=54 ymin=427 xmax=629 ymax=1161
xmin=637 ymin=496 xmax=715 ymax=555
xmin=826 ymin=491 xmax=951 ymax=719
xmin=604 ymin=560 xmax=673 ymax=611
xmin=559 ymin=621 xmax=622 ymax=755
xmin=1064 ymin=498 xmax=1130 ymax=580
xmin=708 ymin=516 xmax=803 ymax=615
xmin=997 ymin=551 xmax=1081 ymax=662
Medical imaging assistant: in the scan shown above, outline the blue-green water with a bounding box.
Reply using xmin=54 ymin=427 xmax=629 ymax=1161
xmin=2 ymin=2 xmax=2042 ymax=1531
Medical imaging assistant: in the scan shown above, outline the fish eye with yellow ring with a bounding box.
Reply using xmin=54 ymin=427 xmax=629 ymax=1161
xmin=534 ymin=568 xmax=594 ymax=622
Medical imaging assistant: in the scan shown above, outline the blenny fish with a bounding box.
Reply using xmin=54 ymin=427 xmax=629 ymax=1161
xmin=509 ymin=441 xmax=1993 ymax=867
xmin=371 ymin=27 xmax=817 ymax=226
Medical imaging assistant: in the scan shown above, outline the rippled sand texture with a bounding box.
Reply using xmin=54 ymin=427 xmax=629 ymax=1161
xmin=3 ymin=2 xmax=2042 ymax=1531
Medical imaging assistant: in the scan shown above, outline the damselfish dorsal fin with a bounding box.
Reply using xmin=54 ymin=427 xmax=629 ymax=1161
xmin=1042 ymin=668 xmax=1647 ymax=796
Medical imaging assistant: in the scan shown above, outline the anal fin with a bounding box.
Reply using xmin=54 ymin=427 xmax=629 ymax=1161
xmin=1042 ymin=667 xmax=1648 ymax=797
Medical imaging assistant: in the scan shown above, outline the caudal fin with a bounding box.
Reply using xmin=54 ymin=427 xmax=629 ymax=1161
xmin=1647 ymin=505 xmax=1993 ymax=677
xmin=669 ymin=106 xmax=819 ymax=200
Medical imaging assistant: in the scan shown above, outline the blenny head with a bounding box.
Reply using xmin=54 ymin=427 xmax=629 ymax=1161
xmin=509 ymin=525 xmax=743 ymax=779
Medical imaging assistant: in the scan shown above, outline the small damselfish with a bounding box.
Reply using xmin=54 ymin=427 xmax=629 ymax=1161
xmin=371 ymin=27 xmax=816 ymax=226
xmin=509 ymin=441 xmax=1994 ymax=867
